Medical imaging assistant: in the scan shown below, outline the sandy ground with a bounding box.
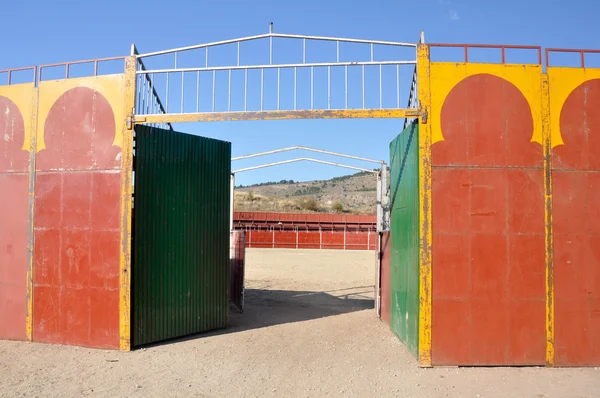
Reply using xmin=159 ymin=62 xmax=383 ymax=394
xmin=1 ymin=248 xmax=599 ymax=398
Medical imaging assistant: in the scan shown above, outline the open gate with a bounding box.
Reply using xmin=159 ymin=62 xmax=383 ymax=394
xmin=131 ymin=125 xmax=232 ymax=347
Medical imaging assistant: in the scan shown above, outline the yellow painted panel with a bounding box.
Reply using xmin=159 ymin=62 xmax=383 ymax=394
xmin=429 ymin=62 xmax=543 ymax=146
xmin=0 ymin=83 xmax=36 ymax=151
xmin=37 ymin=74 xmax=126 ymax=150
xmin=547 ymin=67 xmax=600 ymax=147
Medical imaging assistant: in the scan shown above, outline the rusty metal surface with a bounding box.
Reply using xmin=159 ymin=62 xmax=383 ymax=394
xmin=33 ymin=85 xmax=122 ymax=349
xmin=551 ymin=77 xmax=600 ymax=366
xmin=0 ymin=92 xmax=30 ymax=341
xmin=138 ymin=109 xmax=418 ymax=124
xmin=132 ymin=126 xmax=231 ymax=347
xmin=230 ymin=231 xmax=246 ymax=313
xmin=431 ymin=73 xmax=546 ymax=366
xmin=379 ymin=231 xmax=391 ymax=326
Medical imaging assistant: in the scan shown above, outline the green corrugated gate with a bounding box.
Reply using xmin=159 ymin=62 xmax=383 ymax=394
xmin=389 ymin=121 xmax=420 ymax=356
xmin=132 ymin=126 xmax=231 ymax=347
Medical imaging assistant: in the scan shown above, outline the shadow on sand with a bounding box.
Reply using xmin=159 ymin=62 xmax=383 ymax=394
xmin=142 ymin=286 xmax=374 ymax=349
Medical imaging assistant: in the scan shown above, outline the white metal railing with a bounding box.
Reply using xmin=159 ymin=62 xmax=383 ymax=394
xmin=132 ymin=24 xmax=418 ymax=116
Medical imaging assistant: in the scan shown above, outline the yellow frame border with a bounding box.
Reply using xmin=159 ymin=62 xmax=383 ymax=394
xmin=417 ymin=44 xmax=433 ymax=367
xmin=138 ymin=108 xmax=418 ymax=124
xmin=541 ymin=73 xmax=555 ymax=366
xmin=119 ymin=57 xmax=136 ymax=351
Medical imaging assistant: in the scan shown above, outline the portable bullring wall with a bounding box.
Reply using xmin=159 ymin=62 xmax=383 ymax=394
xmin=0 ymin=44 xmax=599 ymax=367
xmin=379 ymin=45 xmax=600 ymax=367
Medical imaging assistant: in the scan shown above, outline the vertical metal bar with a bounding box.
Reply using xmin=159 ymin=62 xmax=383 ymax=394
xmin=581 ymin=51 xmax=586 ymax=68
xmin=7 ymin=71 xmax=11 ymax=85
xmin=196 ymin=71 xmax=200 ymax=113
xmin=270 ymin=36 xmax=273 ymax=65
xmin=181 ymin=72 xmax=185 ymax=113
xmin=260 ymin=68 xmax=264 ymax=111
xmin=166 ymin=72 xmax=170 ymax=113
xmin=66 ymin=64 xmax=69 ymax=79
xmin=327 ymin=66 xmax=331 ymax=109
xmin=370 ymin=44 xmax=374 ymax=62
xmin=94 ymin=61 xmax=98 ymax=76
xmin=362 ymin=65 xmax=365 ymax=109
xmin=345 ymin=65 xmax=348 ymax=109
xmin=311 ymin=66 xmax=314 ymax=110
xmin=212 ymin=70 xmax=216 ymax=112
xmin=303 ymin=39 xmax=306 ymax=63
xmin=379 ymin=64 xmax=382 ymax=109
xmin=396 ymin=65 xmax=400 ymax=108
xmin=244 ymin=69 xmax=248 ymax=111
xmin=293 ymin=67 xmax=297 ymax=110
xmin=464 ymin=46 xmax=469 ymax=62
xmin=174 ymin=52 xmax=178 ymax=68
xmin=277 ymin=68 xmax=280 ymax=110
xmin=206 ymin=48 xmax=209 ymax=67
xmin=336 ymin=41 xmax=340 ymax=62
xmin=141 ymin=74 xmax=146 ymax=113
xmin=135 ymin=76 xmax=141 ymax=114
xmin=228 ymin=69 xmax=232 ymax=112
xmin=237 ymin=42 xmax=240 ymax=66
xmin=501 ymin=47 xmax=506 ymax=64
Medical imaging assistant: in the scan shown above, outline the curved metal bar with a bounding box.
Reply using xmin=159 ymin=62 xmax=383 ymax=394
xmin=232 ymin=146 xmax=383 ymax=165
xmin=233 ymin=157 xmax=377 ymax=174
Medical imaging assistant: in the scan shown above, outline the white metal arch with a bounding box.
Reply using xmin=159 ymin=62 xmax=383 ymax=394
xmin=131 ymin=24 xmax=422 ymax=124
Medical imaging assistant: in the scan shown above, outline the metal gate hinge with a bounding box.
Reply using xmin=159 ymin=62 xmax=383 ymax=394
xmin=126 ymin=115 xmax=147 ymax=130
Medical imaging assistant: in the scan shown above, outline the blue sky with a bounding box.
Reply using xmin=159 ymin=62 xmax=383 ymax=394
xmin=2 ymin=0 xmax=599 ymax=186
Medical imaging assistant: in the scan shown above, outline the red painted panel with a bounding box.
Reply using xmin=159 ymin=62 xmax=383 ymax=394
xmin=297 ymin=232 xmax=320 ymax=249
xmin=431 ymin=74 xmax=545 ymax=365
xmin=32 ymin=87 xmax=121 ymax=349
xmin=322 ymin=231 xmax=344 ymax=250
xmin=552 ymin=79 xmax=600 ymax=366
xmin=0 ymin=95 xmax=28 ymax=341
xmin=380 ymin=232 xmax=391 ymax=325
xmin=247 ymin=230 xmax=272 ymax=248
xmin=345 ymin=231 xmax=368 ymax=249
xmin=273 ymin=231 xmax=296 ymax=249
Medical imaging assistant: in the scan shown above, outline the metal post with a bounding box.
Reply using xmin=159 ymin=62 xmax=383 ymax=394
xmin=319 ymin=228 xmax=323 ymax=249
xmin=376 ymin=232 xmax=381 ymax=317
xmin=376 ymin=170 xmax=383 ymax=233
xmin=230 ymin=173 xmax=235 ymax=233
xmin=229 ymin=173 xmax=235 ymax=262
xmin=381 ymin=162 xmax=389 ymax=231
xmin=343 ymin=227 xmax=347 ymax=250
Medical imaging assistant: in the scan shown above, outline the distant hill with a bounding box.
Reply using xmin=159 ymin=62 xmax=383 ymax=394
xmin=235 ymin=169 xmax=390 ymax=215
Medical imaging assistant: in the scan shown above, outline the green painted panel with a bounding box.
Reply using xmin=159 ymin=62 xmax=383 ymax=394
xmin=389 ymin=121 xmax=420 ymax=356
xmin=132 ymin=126 xmax=231 ymax=347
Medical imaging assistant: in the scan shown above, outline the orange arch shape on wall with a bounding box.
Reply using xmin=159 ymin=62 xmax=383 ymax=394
xmin=429 ymin=63 xmax=543 ymax=147
xmin=36 ymin=86 xmax=121 ymax=171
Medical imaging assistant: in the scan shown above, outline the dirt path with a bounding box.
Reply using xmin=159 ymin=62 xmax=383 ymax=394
xmin=1 ymin=249 xmax=599 ymax=397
